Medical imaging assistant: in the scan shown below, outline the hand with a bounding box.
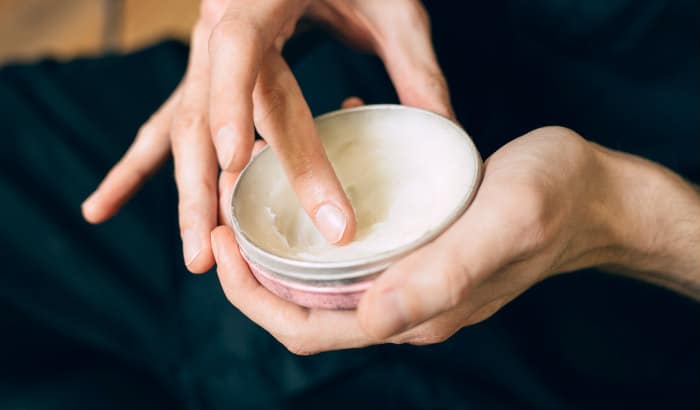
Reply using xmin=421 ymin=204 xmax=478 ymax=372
xmin=211 ymin=122 xmax=700 ymax=354
xmin=81 ymin=0 xmax=453 ymax=273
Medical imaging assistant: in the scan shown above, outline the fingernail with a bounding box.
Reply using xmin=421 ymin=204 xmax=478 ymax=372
xmin=182 ymin=229 xmax=201 ymax=266
xmin=314 ymin=203 xmax=347 ymax=243
xmin=374 ymin=290 xmax=409 ymax=336
xmin=214 ymin=126 xmax=236 ymax=169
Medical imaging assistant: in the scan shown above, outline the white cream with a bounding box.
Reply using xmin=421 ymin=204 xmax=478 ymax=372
xmin=234 ymin=107 xmax=479 ymax=263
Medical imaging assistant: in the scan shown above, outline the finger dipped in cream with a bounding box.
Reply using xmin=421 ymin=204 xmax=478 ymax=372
xmin=233 ymin=106 xmax=480 ymax=263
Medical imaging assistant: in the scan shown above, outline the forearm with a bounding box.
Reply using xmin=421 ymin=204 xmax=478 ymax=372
xmin=594 ymin=144 xmax=700 ymax=299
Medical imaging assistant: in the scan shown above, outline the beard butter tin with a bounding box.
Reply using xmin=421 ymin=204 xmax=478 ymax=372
xmin=230 ymin=105 xmax=482 ymax=309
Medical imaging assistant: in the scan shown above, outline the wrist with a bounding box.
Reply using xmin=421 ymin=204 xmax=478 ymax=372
xmin=593 ymin=144 xmax=700 ymax=297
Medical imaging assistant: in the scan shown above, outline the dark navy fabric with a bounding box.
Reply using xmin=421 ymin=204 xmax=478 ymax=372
xmin=1 ymin=2 xmax=698 ymax=409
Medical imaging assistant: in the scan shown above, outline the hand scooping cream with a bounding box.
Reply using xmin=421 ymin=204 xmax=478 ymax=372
xmin=231 ymin=105 xmax=482 ymax=309
xmin=235 ymin=107 xmax=478 ymax=262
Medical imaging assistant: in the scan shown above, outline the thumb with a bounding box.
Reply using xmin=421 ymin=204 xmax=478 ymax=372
xmin=357 ymin=193 xmax=511 ymax=339
xmin=357 ymin=242 xmax=471 ymax=340
xmin=376 ymin=3 xmax=454 ymax=119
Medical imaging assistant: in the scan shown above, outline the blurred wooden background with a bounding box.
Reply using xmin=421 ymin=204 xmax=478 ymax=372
xmin=0 ymin=0 xmax=199 ymax=64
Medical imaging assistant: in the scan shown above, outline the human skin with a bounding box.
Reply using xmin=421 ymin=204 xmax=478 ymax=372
xmin=212 ymin=113 xmax=700 ymax=355
xmin=80 ymin=0 xmax=453 ymax=273
xmin=76 ymin=0 xmax=700 ymax=354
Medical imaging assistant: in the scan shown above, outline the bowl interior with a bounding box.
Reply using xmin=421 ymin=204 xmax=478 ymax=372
xmin=232 ymin=105 xmax=481 ymax=270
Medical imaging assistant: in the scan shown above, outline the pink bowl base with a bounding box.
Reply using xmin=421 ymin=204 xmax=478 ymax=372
xmin=241 ymin=251 xmax=374 ymax=310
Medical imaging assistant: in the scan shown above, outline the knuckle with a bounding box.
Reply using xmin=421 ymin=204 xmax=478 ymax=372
xmin=464 ymin=300 xmax=504 ymax=327
xmin=516 ymin=184 xmax=548 ymax=225
xmin=136 ymin=121 xmax=158 ymax=141
xmin=199 ymin=0 xmax=226 ymax=24
xmin=506 ymin=183 xmax=554 ymax=255
xmin=400 ymin=67 xmax=450 ymax=116
xmin=253 ymin=85 xmax=288 ymax=126
xmin=425 ymin=70 xmax=447 ymax=91
xmin=408 ymin=326 xmax=452 ymax=346
xmin=270 ymin=317 xmax=318 ymax=356
xmin=209 ymin=17 xmax=262 ymax=58
xmin=191 ymin=21 xmax=212 ymax=46
xmin=528 ymin=127 xmax=590 ymax=160
xmin=119 ymin=157 xmax=151 ymax=184
xmin=537 ymin=126 xmax=583 ymax=144
xmin=408 ymin=334 xmax=446 ymax=346
xmin=176 ymin=178 xmax=217 ymax=212
xmin=285 ymin=160 xmax=318 ymax=197
xmin=439 ymin=249 xmax=473 ymax=309
xmin=218 ymin=275 xmax=236 ymax=303
xmin=208 ymin=21 xmax=230 ymax=51
xmin=173 ymin=111 xmax=207 ymax=136
xmin=278 ymin=335 xmax=318 ymax=356
xmin=394 ymin=0 xmax=430 ymax=28
xmin=414 ymin=68 xmax=448 ymax=99
xmin=131 ymin=123 xmax=165 ymax=157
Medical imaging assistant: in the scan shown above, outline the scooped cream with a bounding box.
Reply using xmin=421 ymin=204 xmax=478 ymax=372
xmin=234 ymin=108 xmax=479 ymax=263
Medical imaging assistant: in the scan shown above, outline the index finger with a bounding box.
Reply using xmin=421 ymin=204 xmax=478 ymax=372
xmin=252 ymin=52 xmax=357 ymax=244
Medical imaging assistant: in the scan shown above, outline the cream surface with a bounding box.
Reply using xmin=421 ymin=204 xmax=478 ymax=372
xmin=234 ymin=108 xmax=479 ymax=263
